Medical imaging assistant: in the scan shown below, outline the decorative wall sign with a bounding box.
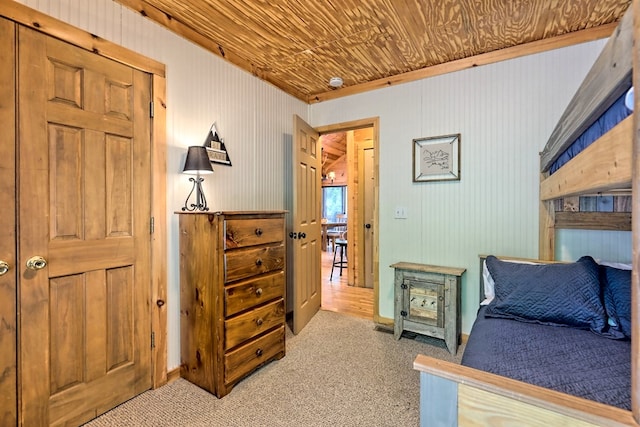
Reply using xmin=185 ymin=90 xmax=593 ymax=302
xmin=203 ymin=123 xmax=232 ymax=166
xmin=413 ymin=133 xmax=460 ymax=182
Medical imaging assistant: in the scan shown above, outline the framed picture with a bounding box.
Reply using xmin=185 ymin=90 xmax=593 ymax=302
xmin=412 ymin=133 xmax=460 ymax=182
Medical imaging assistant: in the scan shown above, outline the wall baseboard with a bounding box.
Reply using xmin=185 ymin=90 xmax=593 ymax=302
xmin=167 ymin=367 xmax=181 ymax=383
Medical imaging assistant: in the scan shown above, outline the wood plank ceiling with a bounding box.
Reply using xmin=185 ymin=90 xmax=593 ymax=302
xmin=116 ymin=0 xmax=630 ymax=103
xmin=321 ymin=132 xmax=347 ymax=177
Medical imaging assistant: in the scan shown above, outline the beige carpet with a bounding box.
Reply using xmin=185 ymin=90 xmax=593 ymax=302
xmin=85 ymin=309 xmax=464 ymax=427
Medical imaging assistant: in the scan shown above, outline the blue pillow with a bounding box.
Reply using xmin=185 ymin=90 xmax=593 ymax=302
xmin=600 ymin=265 xmax=631 ymax=338
xmin=484 ymin=255 xmax=607 ymax=334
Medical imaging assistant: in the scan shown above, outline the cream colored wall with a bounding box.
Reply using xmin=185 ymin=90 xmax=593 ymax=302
xmin=17 ymin=0 xmax=308 ymax=370
xmin=310 ymin=39 xmax=632 ymax=333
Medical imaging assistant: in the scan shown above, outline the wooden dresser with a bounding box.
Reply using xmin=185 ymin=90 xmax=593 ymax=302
xmin=177 ymin=211 xmax=286 ymax=397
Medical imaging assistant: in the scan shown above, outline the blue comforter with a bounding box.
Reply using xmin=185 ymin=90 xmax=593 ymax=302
xmin=461 ymin=306 xmax=631 ymax=410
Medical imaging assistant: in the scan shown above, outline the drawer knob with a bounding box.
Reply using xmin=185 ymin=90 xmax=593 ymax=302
xmin=255 ymin=287 xmax=263 ymax=297
xmin=256 ymin=318 xmax=264 ymax=326
xmin=255 ymin=228 xmax=263 ymax=236
xmin=255 ymin=348 xmax=263 ymax=357
xmin=255 ymin=258 xmax=263 ymax=267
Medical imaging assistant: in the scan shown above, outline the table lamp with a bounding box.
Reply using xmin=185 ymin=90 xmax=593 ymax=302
xmin=181 ymin=146 xmax=214 ymax=211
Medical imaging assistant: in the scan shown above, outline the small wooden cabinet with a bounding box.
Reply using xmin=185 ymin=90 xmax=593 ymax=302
xmin=392 ymin=262 xmax=465 ymax=354
xmin=178 ymin=211 xmax=286 ymax=397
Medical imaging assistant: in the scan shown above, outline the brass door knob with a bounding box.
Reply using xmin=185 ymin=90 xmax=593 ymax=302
xmin=0 ymin=261 xmax=9 ymax=276
xmin=26 ymin=256 xmax=47 ymax=270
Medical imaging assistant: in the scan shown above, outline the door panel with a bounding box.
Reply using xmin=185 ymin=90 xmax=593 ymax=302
xmin=18 ymin=26 xmax=151 ymax=426
xmin=106 ymin=266 xmax=135 ymax=369
xmin=49 ymin=274 xmax=85 ymax=395
xmin=291 ymin=115 xmax=321 ymax=334
xmin=49 ymin=124 xmax=83 ymax=239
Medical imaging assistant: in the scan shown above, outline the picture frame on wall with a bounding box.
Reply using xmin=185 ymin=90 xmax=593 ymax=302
xmin=412 ymin=133 xmax=460 ymax=182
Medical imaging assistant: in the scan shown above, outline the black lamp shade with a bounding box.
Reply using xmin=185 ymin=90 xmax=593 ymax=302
xmin=183 ymin=146 xmax=214 ymax=174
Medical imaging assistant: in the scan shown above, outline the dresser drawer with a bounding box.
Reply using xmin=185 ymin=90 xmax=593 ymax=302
xmin=225 ymin=298 xmax=285 ymax=350
xmin=225 ymin=218 xmax=284 ymax=249
xmin=225 ymin=271 xmax=285 ymax=317
xmin=224 ymin=325 xmax=285 ymax=385
xmin=224 ymin=244 xmax=285 ymax=283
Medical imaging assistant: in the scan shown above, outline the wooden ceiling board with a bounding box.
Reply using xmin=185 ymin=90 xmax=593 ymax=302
xmin=115 ymin=0 xmax=630 ymax=103
xmin=321 ymin=133 xmax=346 ymax=172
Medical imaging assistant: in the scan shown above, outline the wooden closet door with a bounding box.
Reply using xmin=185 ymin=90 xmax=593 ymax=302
xmin=18 ymin=26 xmax=152 ymax=426
xmin=0 ymin=17 xmax=17 ymax=427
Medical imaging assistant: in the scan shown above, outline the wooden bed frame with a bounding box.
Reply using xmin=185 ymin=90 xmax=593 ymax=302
xmin=414 ymin=4 xmax=639 ymax=426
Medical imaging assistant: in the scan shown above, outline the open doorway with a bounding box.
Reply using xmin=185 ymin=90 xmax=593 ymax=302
xmin=317 ymin=120 xmax=378 ymax=320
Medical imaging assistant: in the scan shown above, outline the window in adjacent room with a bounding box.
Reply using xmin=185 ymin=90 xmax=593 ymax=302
xmin=322 ymin=186 xmax=347 ymax=221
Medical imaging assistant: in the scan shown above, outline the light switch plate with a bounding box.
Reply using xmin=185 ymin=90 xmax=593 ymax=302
xmin=394 ymin=207 xmax=407 ymax=219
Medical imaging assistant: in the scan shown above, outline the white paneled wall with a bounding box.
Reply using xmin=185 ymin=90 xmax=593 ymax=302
xmin=310 ymin=39 xmax=632 ymax=333
xmin=17 ymin=0 xmax=308 ymax=369
xmin=557 ymin=230 xmax=632 ymax=264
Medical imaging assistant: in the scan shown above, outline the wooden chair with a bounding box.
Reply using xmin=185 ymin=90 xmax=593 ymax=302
xmin=326 ymin=213 xmax=346 ymax=251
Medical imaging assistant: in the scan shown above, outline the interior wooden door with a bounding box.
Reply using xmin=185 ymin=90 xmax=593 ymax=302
xmin=362 ymin=146 xmax=375 ymax=289
xmin=17 ymin=26 xmax=152 ymax=426
xmin=291 ymin=115 xmax=321 ymax=334
xmin=0 ymin=17 xmax=17 ymax=426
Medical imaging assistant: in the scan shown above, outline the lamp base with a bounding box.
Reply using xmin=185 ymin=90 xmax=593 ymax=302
xmin=182 ymin=176 xmax=209 ymax=212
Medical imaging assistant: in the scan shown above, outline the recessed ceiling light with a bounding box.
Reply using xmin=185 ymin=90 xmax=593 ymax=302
xmin=329 ymin=77 xmax=343 ymax=88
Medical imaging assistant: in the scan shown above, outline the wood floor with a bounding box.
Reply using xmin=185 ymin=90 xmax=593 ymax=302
xmin=321 ymin=249 xmax=374 ymax=319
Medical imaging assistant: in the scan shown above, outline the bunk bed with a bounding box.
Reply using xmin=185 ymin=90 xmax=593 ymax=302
xmin=413 ymin=5 xmax=638 ymax=426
